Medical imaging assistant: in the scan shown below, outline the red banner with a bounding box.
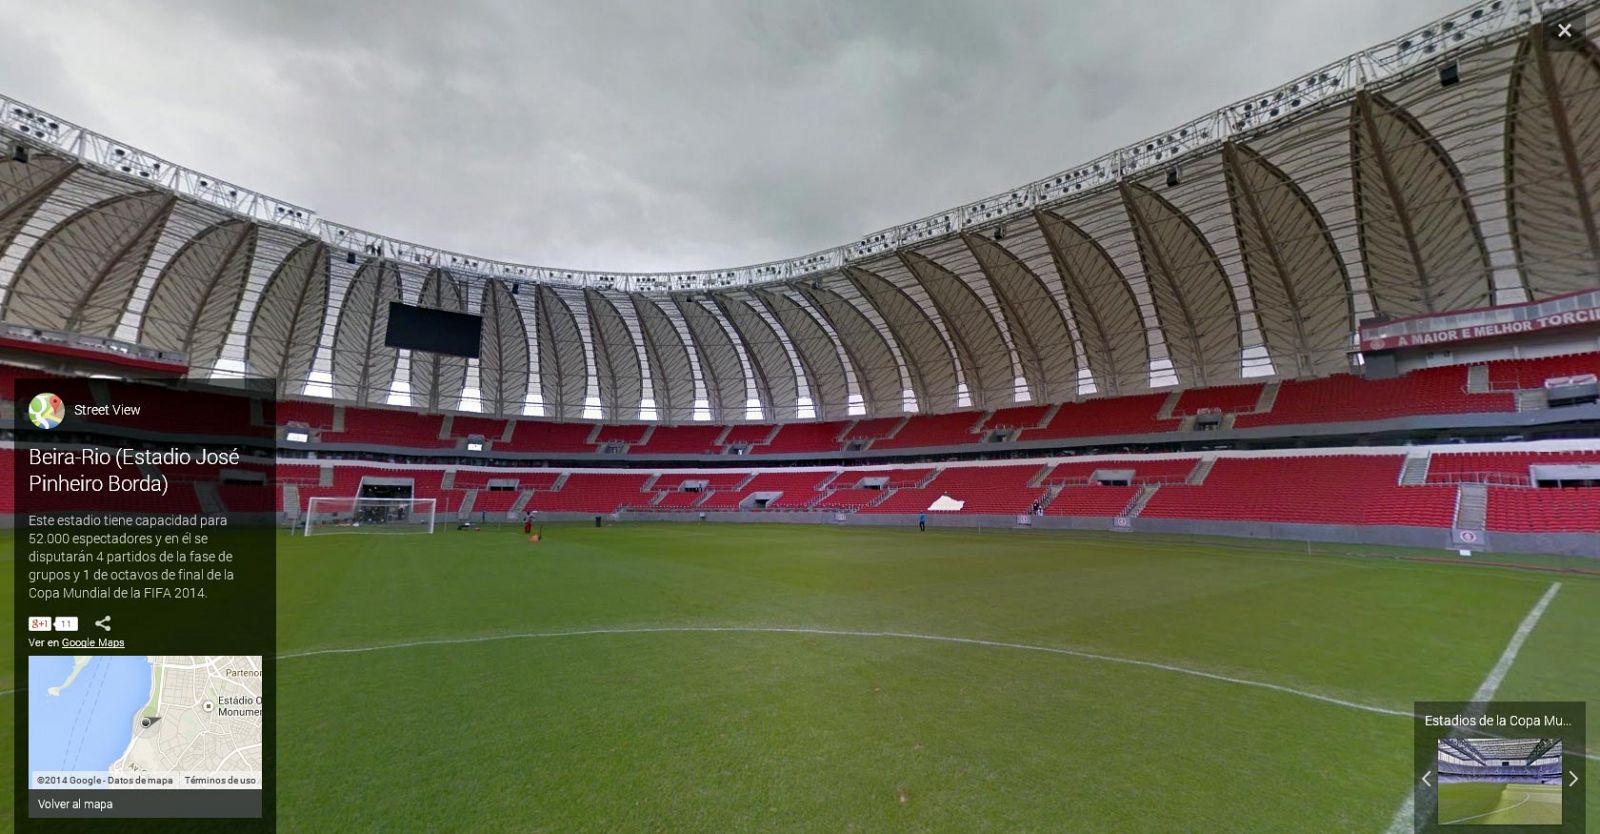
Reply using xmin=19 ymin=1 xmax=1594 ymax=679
xmin=1360 ymin=293 xmax=1600 ymax=352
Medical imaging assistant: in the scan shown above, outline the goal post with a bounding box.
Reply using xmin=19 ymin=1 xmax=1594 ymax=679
xmin=303 ymin=496 xmax=437 ymax=535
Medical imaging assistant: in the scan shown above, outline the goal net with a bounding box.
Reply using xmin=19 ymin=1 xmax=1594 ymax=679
xmin=303 ymin=497 xmax=436 ymax=535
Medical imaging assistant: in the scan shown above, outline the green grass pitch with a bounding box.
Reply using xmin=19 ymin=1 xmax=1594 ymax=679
xmin=1 ymin=524 xmax=1596 ymax=831
xmin=1437 ymin=782 xmax=1563 ymax=825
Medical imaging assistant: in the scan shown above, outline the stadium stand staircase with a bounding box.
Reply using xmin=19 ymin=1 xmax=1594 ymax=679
xmin=1516 ymin=389 xmax=1548 ymax=411
xmin=550 ymin=472 xmax=570 ymax=491
xmin=1120 ymin=484 xmax=1160 ymax=519
xmin=331 ymin=406 xmax=345 ymax=433
xmin=510 ymin=490 xmax=534 ymax=515
xmin=1156 ymin=390 xmax=1183 ymax=420
xmin=1398 ymin=453 xmax=1431 ymax=485
xmin=440 ymin=469 xmax=456 ymax=490
xmin=282 ymin=483 xmax=301 ymax=518
xmin=438 ymin=415 xmax=453 ymax=441
xmin=1028 ymin=463 xmax=1056 ymax=487
xmin=458 ymin=489 xmax=477 ymax=517
xmin=319 ymin=466 xmax=334 ymax=487
xmin=1186 ymin=457 xmax=1216 ymax=485
xmin=1253 ymin=382 xmax=1280 ymax=413
xmin=641 ymin=473 xmax=660 ymax=491
xmin=1466 ymin=364 xmax=1491 ymax=393
xmin=1453 ymin=483 xmax=1488 ymax=530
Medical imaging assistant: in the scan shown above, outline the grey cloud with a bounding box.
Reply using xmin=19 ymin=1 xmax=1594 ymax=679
xmin=3 ymin=0 xmax=1465 ymax=272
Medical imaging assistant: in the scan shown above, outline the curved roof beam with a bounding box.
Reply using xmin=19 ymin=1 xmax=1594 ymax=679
xmin=1507 ymin=24 xmax=1600 ymax=297
xmin=139 ymin=219 xmax=256 ymax=370
xmin=1119 ymin=181 xmax=1242 ymax=387
xmin=479 ymin=278 xmax=530 ymax=416
xmin=842 ymin=265 xmax=959 ymax=413
xmin=713 ymin=294 xmax=796 ymax=419
xmin=246 ymin=239 xmax=328 ymax=395
xmin=897 ymin=251 xmax=1013 ymax=406
xmin=409 ymin=268 xmax=469 ymax=411
xmin=584 ymin=288 xmax=643 ymax=420
xmin=755 ymin=288 xmax=851 ymax=419
xmin=534 ymin=284 xmax=587 ymax=421
xmin=1033 ymin=208 xmax=1149 ymax=395
xmin=2 ymin=191 xmax=175 ymax=336
xmin=631 ymin=296 xmax=699 ymax=423
xmin=962 ymin=232 xmax=1080 ymax=403
xmin=794 ymin=283 xmax=905 ymax=416
xmin=675 ymin=298 xmax=747 ymax=421
xmin=1351 ymin=91 xmax=1493 ymax=316
xmin=1222 ymin=142 xmax=1354 ymax=377
xmin=330 ymin=258 xmax=401 ymax=405
xmin=0 ymin=156 xmax=78 ymax=269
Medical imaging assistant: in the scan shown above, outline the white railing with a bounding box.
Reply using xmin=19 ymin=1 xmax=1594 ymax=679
xmin=0 ymin=0 xmax=1572 ymax=293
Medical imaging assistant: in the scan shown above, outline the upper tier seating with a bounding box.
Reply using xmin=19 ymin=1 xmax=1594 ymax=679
xmin=722 ymin=424 xmax=777 ymax=446
xmin=844 ymin=417 xmax=901 ymax=440
xmin=594 ymin=424 xmax=650 ymax=444
xmin=1486 ymin=351 xmax=1600 ymax=388
xmin=1234 ymin=367 xmax=1513 ymax=428
xmin=983 ymin=405 xmax=1050 ymax=430
xmin=499 ymin=421 xmax=597 ymax=453
xmin=1027 ymin=394 xmax=1178 ymax=440
xmin=448 ymin=415 xmax=508 ymax=440
xmin=757 ymin=421 xmax=848 ymax=454
xmin=872 ymin=412 xmax=985 ymax=449
xmin=637 ymin=425 xmax=724 ymax=454
xmin=277 ymin=400 xmax=336 ymax=429
xmin=324 ymin=409 xmax=449 ymax=447
xmin=1140 ymin=456 xmax=1457 ymax=526
xmin=1171 ymin=383 xmax=1262 ymax=415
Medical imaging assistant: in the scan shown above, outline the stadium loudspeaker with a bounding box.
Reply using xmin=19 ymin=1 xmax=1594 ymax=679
xmin=1439 ymin=62 xmax=1460 ymax=87
xmin=1166 ymin=168 xmax=1180 ymax=188
xmin=11 ymin=143 xmax=28 ymax=164
xmin=346 ymin=251 xmax=358 ymax=265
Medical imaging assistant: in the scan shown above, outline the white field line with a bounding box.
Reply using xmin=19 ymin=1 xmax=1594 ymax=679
xmin=280 ymin=624 xmax=1412 ymax=718
xmin=1438 ymin=790 xmax=1533 ymax=826
xmin=1381 ymin=581 xmax=1563 ymax=834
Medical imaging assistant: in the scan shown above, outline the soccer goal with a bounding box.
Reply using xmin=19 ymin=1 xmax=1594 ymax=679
xmin=303 ymin=496 xmax=437 ymax=535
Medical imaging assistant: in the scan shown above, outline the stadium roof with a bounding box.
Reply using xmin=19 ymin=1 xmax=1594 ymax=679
xmin=1 ymin=0 xmax=1597 ymax=420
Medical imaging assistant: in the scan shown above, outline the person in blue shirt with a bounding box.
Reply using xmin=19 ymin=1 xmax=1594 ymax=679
xmin=918 ymin=511 xmax=926 ymax=532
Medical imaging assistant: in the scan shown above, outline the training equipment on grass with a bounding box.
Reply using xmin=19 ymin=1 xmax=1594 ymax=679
xmin=303 ymin=496 xmax=437 ymax=535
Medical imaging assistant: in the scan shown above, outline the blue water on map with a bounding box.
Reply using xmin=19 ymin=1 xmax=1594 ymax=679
xmin=27 ymin=656 xmax=151 ymax=776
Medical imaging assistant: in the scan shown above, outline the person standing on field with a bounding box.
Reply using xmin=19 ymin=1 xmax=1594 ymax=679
xmin=919 ymin=510 xmax=927 ymax=532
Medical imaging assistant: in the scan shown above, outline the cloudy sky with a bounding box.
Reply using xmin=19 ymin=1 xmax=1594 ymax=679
xmin=5 ymin=0 xmax=1463 ymax=272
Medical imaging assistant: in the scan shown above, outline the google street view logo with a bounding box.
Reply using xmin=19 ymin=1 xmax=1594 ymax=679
xmin=27 ymin=392 xmax=64 ymax=430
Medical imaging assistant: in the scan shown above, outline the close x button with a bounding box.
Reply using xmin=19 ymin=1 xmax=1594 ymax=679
xmin=1549 ymin=13 xmax=1587 ymax=50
